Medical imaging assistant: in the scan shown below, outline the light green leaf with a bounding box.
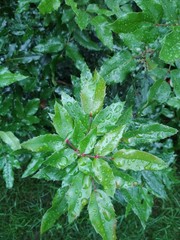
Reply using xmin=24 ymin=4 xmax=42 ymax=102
xmin=61 ymin=92 xmax=88 ymax=130
xmin=53 ymin=102 xmax=73 ymax=139
xmin=92 ymin=159 xmax=116 ymax=197
xmin=121 ymin=187 xmax=153 ymax=228
xmin=93 ymin=103 xmax=124 ymax=133
xmin=167 ymin=97 xmax=180 ymax=109
xmin=0 ymin=67 xmax=27 ymax=87
xmin=34 ymin=37 xmax=64 ymax=53
xmin=117 ymin=107 xmax=132 ymax=126
xmin=100 ymin=51 xmax=135 ymax=84
xmin=22 ymin=155 xmax=45 ymax=178
xmin=38 ymin=0 xmax=61 ymax=14
xmin=159 ymin=27 xmax=180 ymax=63
xmin=41 ymin=187 xmax=68 ymax=233
xmin=3 ymin=159 xmax=14 ymax=189
xmin=110 ymin=12 xmax=153 ymax=33
xmin=21 ymin=134 xmax=64 ymax=152
xmin=0 ymin=131 xmax=21 ymax=151
xmin=67 ymin=172 xmax=92 ymax=223
xmin=92 ymin=16 xmax=113 ymax=49
xmin=113 ymin=149 xmax=168 ymax=171
xmin=45 ymin=149 xmax=77 ymax=169
xmin=148 ymin=79 xmax=171 ymax=104
xmin=78 ymin=157 xmax=92 ymax=175
xmin=88 ymin=190 xmax=117 ymax=240
xmin=92 ymin=102 xmax=124 ymax=134
xmin=134 ymin=0 xmax=163 ymax=22
xmin=124 ymin=123 xmax=178 ymax=145
xmin=79 ymin=128 xmax=97 ymax=154
xmin=171 ymin=69 xmax=180 ymax=98
xmin=70 ymin=120 xmax=86 ymax=145
xmin=94 ymin=125 xmax=126 ymax=156
xmin=160 ymin=0 xmax=179 ymax=22
xmin=81 ymin=71 xmax=106 ymax=116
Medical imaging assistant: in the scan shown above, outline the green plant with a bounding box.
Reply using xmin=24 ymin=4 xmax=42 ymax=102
xmin=21 ymin=71 xmax=177 ymax=239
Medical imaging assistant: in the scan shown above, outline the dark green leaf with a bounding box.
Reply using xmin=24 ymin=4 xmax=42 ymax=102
xmin=34 ymin=37 xmax=64 ymax=53
xmin=167 ymin=97 xmax=180 ymax=109
xmin=148 ymin=79 xmax=171 ymax=104
xmin=100 ymin=51 xmax=135 ymax=84
xmin=22 ymin=155 xmax=45 ymax=178
xmin=121 ymin=187 xmax=153 ymax=228
xmin=88 ymin=190 xmax=117 ymax=240
xmin=3 ymin=159 xmax=14 ymax=189
xmin=159 ymin=27 xmax=180 ymax=63
xmin=113 ymin=149 xmax=168 ymax=171
xmin=41 ymin=187 xmax=68 ymax=233
xmin=171 ymin=69 xmax=180 ymax=98
xmin=25 ymin=98 xmax=40 ymax=116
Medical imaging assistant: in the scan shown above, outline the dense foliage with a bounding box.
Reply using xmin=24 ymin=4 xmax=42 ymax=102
xmin=0 ymin=0 xmax=179 ymax=239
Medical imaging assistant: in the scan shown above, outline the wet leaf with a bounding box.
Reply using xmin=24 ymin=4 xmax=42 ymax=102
xmin=0 ymin=131 xmax=21 ymax=151
xmin=53 ymin=102 xmax=73 ymax=139
xmin=41 ymin=187 xmax=68 ymax=233
xmin=171 ymin=69 xmax=180 ymax=98
xmin=94 ymin=125 xmax=126 ymax=156
xmin=124 ymin=123 xmax=178 ymax=145
xmin=3 ymin=159 xmax=14 ymax=189
xmin=22 ymin=155 xmax=45 ymax=178
xmin=21 ymin=134 xmax=64 ymax=152
xmin=88 ymin=190 xmax=116 ymax=240
xmin=81 ymin=71 xmax=106 ymax=116
xmin=67 ymin=172 xmax=92 ymax=223
xmin=160 ymin=27 xmax=180 ymax=63
xmin=121 ymin=187 xmax=153 ymax=228
xmin=113 ymin=149 xmax=168 ymax=171
xmin=79 ymin=128 xmax=97 ymax=154
xmin=34 ymin=37 xmax=64 ymax=53
xmin=0 ymin=67 xmax=27 ymax=87
xmin=92 ymin=159 xmax=116 ymax=197
xmin=100 ymin=51 xmax=135 ymax=84
xmin=38 ymin=0 xmax=61 ymax=14
xmin=92 ymin=102 xmax=124 ymax=134
xmin=78 ymin=157 xmax=92 ymax=175
xmin=45 ymin=148 xmax=77 ymax=169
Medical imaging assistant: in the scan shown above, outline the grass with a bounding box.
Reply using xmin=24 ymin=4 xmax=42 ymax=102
xmin=0 ymin=168 xmax=179 ymax=240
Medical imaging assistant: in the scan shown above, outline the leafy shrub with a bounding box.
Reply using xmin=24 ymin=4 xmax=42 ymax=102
xmin=0 ymin=0 xmax=179 ymax=239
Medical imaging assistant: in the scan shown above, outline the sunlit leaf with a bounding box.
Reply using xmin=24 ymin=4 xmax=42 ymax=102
xmin=0 ymin=131 xmax=21 ymax=151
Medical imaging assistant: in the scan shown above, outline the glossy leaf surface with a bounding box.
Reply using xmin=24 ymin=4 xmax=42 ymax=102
xmin=171 ymin=69 xmax=180 ymax=98
xmin=81 ymin=71 xmax=106 ymax=116
xmin=38 ymin=0 xmax=61 ymax=14
xmin=0 ymin=67 xmax=27 ymax=87
xmin=0 ymin=131 xmax=21 ymax=151
xmin=53 ymin=102 xmax=73 ymax=139
xmin=21 ymin=134 xmax=64 ymax=152
xmin=94 ymin=125 xmax=126 ymax=156
xmin=88 ymin=190 xmax=116 ymax=240
xmin=124 ymin=123 xmax=178 ymax=145
xmin=41 ymin=187 xmax=68 ymax=233
xmin=92 ymin=158 xmax=115 ymax=197
xmin=113 ymin=149 xmax=168 ymax=171
xmin=67 ymin=172 xmax=92 ymax=223
xmin=79 ymin=128 xmax=97 ymax=154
